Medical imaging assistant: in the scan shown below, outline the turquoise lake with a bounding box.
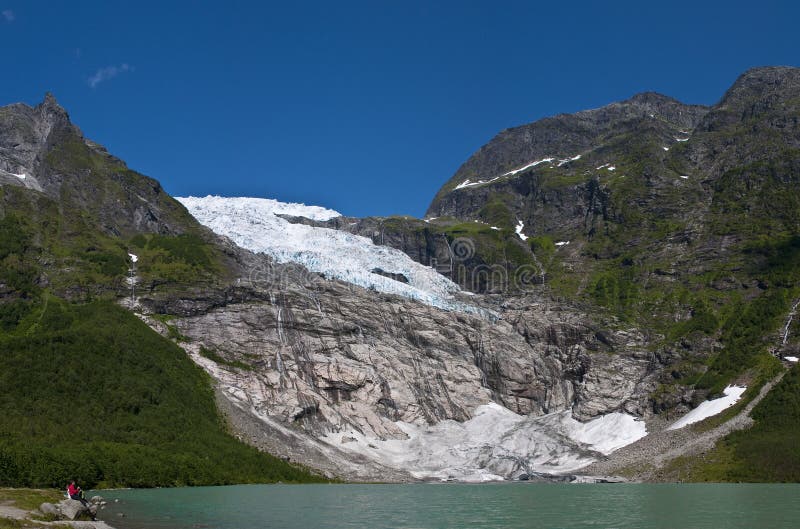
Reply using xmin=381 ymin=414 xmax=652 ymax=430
xmin=99 ymin=483 xmax=800 ymax=529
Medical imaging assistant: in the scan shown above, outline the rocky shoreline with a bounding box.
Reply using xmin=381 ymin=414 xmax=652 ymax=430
xmin=0 ymin=490 xmax=117 ymax=529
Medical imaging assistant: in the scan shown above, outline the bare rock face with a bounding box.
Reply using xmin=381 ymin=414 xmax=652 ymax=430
xmin=139 ymin=257 xmax=661 ymax=478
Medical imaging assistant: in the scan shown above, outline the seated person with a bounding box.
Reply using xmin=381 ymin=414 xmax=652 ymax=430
xmin=67 ymin=480 xmax=89 ymax=507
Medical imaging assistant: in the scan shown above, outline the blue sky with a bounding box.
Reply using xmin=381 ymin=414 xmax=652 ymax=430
xmin=0 ymin=1 xmax=797 ymax=217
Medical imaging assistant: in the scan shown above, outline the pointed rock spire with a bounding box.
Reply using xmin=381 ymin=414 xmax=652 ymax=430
xmin=35 ymin=92 xmax=76 ymax=138
xmin=37 ymin=91 xmax=70 ymax=120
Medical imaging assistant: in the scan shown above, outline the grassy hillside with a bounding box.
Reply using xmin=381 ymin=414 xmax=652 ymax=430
xmin=0 ymin=298 xmax=323 ymax=488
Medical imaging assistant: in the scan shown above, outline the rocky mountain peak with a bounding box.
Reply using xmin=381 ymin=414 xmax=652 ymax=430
xmin=0 ymin=94 xmax=201 ymax=237
xmin=36 ymin=92 xmax=80 ymax=142
xmin=618 ymin=92 xmax=708 ymax=128
xmin=695 ymin=66 xmax=800 ymax=135
xmin=425 ymin=89 xmax=709 ymax=218
xmin=39 ymin=91 xmax=66 ymax=114
xmin=715 ymin=65 xmax=800 ymax=112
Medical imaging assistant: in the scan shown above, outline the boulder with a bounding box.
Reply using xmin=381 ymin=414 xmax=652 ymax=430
xmin=39 ymin=502 xmax=60 ymax=517
xmin=90 ymin=495 xmax=104 ymax=504
xmin=59 ymin=499 xmax=89 ymax=520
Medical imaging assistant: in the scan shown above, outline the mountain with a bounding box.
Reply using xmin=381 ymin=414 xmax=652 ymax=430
xmin=0 ymin=95 xmax=323 ymax=487
xmin=258 ymin=66 xmax=800 ymax=481
xmin=1 ymin=67 xmax=799 ymax=485
xmin=426 ymin=91 xmax=709 ymax=220
xmin=417 ymin=66 xmax=800 ymax=391
xmin=0 ymin=93 xmax=197 ymax=237
xmin=425 ymin=67 xmax=800 ymax=264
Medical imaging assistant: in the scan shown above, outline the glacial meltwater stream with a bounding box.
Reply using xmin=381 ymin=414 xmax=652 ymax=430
xmin=99 ymin=483 xmax=800 ymax=529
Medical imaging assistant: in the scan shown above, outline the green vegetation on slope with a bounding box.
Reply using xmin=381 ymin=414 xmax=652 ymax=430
xmin=0 ymin=185 xmax=225 ymax=301
xmin=129 ymin=232 xmax=221 ymax=283
xmin=0 ymin=299 xmax=322 ymax=488
xmin=380 ymin=211 xmax=541 ymax=293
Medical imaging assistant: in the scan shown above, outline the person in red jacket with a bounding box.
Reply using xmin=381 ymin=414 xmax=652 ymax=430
xmin=67 ymin=480 xmax=89 ymax=506
xmin=67 ymin=480 xmax=96 ymax=520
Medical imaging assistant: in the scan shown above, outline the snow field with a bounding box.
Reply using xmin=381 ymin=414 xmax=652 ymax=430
xmin=667 ymin=385 xmax=747 ymax=430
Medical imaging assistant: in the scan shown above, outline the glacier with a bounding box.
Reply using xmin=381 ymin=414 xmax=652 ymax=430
xmin=323 ymin=402 xmax=647 ymax=481
xmin=178 ymin=195 xmax=479 ymax=312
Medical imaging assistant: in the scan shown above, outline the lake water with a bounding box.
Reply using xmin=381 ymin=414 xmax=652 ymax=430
xmin=98 ymin=483 xmax=800 ymax=529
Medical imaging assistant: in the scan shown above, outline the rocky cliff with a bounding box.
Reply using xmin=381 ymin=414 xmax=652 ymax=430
xmin=137 ymin=255 xmax=659 ymax=480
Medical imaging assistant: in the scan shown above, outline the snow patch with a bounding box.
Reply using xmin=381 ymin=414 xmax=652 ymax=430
xmin=667 ymin=385 xmax=747 ymax=430
xmin=515 ymin=220 xmax=528 ymax=241
xmin=128 ymin=253 xmax=138 ymax=263
xmin=465 ymin=154 xmax=584 ymax=185
xmin=178 ymin=196 xmax=479 ymax=313
xmin=325 ymin=403 xmax=647 ymax=481
xmin=663 ymin=147 xmax=670 ymax=151
xmin=555 ymin=241 xmax=570 ymax=247
xmin=557 ymin=154 xmax=581 ymax=167
xmin=1 ymin=168 xmax=27 ymax=180
xmin=455 ymin=177 xmax=500 ymax=190
xmin=785 ymin=356 xmax=799 ymax=363
xmin=679 ymin=175 xmax=689 ymax=179
xmin=490 ymin=226 xmax=501 ymax=231
xmin=675 ymin=137 xmax=689 ymax=142
xmin=503 ymin=158 xmax=554 ymax=176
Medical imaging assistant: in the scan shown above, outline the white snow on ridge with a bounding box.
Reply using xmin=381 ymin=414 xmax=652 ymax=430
xmin=785 ymin=356 xmax=798 ymax=363
xmin=455 ymin=154 xmax=584 ymax=191
xmin=178 ymin=196 xmax=473 ymax=312
xmin=557 ymin=154 xmax=581 ymax=167
xmin=555 ymin=241 xmax=570 ymax=247
xmin=667 ymin=385 xmax=746 ymax=430
xmin=325 ymin=403 xmax=647 ymax=481
xmin=503 ymin=157 xmax=555 ymax=176
xmin=455 ymin=177 xmax=500 ymax=190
